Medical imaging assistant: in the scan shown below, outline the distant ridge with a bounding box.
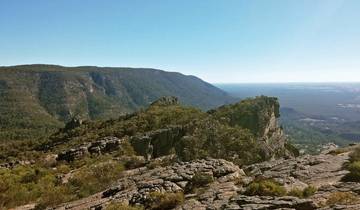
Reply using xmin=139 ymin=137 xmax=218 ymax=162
xmin=0 ymin=64 xmax=234 ymax=142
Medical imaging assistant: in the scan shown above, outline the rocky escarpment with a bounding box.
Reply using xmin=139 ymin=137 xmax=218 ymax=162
xmin=56 ymin=137 xmax=126 ymax=162
xmin=209 ymin=96 xmax=292 ymax=160
xmin=48 ymin=96 xmax=297 ymax=166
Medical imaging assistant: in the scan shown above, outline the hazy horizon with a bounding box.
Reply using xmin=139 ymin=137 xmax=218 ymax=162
xmin=1 ymin=0 xmax=359 ymax=83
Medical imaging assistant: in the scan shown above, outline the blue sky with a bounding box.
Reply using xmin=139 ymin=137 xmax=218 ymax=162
xmin=0 ymin=0 xmax=359 ymax=83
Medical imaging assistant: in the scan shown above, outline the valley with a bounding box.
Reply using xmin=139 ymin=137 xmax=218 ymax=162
xmin=217 ymin=83 xmax=360 ymax=153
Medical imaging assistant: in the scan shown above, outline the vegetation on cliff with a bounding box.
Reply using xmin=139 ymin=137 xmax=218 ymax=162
xmin=343 ymin=146 xmax=360 ymax=182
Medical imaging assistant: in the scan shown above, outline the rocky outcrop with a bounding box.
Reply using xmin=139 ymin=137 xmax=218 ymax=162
xmin=55 ymin=126 xmax=187 ymax=162
xmin=52 ymin=158 xmax=245 ymax=210
xmin=244 ymin=150 xmax=350 ymax=190
xmin=63 ymin=118 xmax=83 ymax=131
xmin=50 ymin=151 xmax=359 ymax=210
xmin=130 ymin=126 xmax=186 ymax=160
xmin=259 ymin=111 xmax=290 ymax=159
xmin=150 ymin=96 xmax=179 ymax=106
xmin=57 ymin=137 xmax=124 ymax=162
xmin=209 ymin=96 xmax=296 ymax=160
xmin=15 ymin=144 xmax=360 ymax=210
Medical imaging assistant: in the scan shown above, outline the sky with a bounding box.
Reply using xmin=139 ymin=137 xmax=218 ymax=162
xmin=0 ymin=0 xmax=359 ymax=83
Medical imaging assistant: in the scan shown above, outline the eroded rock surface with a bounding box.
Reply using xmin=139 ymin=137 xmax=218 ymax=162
xmin=245 ymin=151 xmax=350 ymax=190
xmin=15 ymin=148 xmax=360 ymax=210
xmin=57 ymin=137 xmax=124 ymax=162
xmin=52 ymin=158 xmax=245 ymax=210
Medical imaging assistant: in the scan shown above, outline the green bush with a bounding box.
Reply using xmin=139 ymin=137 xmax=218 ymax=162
xmin=288 ymin=186 xmax=317 ymax=198
xmin=302 ymin=185 xmax=317 ymax=197
xmin=35 ymin=186 xmax=74 ymax=209
xmin=343 ymin=147 xmax=360 ymax=182
xmin=287 ymin=188 xmax=303 ymax=197
xmin=185 ymin=172 xmax=214 ymax=193
xmin=349 ymin=147 xmax=360 ymax=162
xmin=68 ymin=160 xmax=124 ymax=198
xmin=147 ymin=192 xmax=184 ymax=210
xmin=0 ymin=159 xmax=125 ymax=209
xmin=245 ymin=179 xmax=286 ymax=196
xmin=0 ymin=165 xmax=61 ymax=209
xmin=191 ymin=172 xmax=214 ymax=187
xmin=343 ymin=161 xmax=360 ymax=182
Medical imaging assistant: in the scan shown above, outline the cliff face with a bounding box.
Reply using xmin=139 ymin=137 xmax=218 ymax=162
xmin=209 ymin=96 xmax=292 ymax=160
xmin=261 ymin=111 xmax=289 ymax=158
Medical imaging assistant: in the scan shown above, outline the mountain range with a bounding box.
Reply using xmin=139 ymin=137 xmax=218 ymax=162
xmin=0 ymin=64 xmax=234 ymax=143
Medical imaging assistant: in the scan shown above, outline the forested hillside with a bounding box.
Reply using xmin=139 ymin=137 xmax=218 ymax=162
xmin=0 ymin=65 xmax=233 ymax=147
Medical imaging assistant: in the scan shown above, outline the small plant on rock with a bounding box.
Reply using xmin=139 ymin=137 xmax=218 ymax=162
xmin=343 ymin=147 xmax=360 ymax=182
xmin=245 ymin=179 xmax=286 ymax=196
xmin=147 ymin=192 xmax=184 ymax=210
xmin=185 ymin=172 xmax=214 ymax=193
xmin=287 ymin=186 xmax=317 ymax=198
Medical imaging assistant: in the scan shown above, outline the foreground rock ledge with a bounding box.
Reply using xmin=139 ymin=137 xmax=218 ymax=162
xmin=51 ymin=158 xmax=245 ymax=210
xmin=14 ymin=147 xmax=360 ymax=210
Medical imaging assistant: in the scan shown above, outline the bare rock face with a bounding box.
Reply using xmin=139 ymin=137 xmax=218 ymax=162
xmin=259 ymin=111 xmax=290 ymax=159
xmin=18 ymin=145 xmax=360 ymax=210
xmin=52 ymin=158 xmax=245 ymax=210
xmin=244 ymin=151 xmax=350 ymax=190
xmin=130 ymin=126 xmax=186 ymax=160
xmin=57 ymin=137 xmax=124 ymax=162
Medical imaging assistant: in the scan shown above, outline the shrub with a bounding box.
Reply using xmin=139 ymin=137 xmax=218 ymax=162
xmin=287 ymin=188 xmax=303 ymax=197
xmin=68 ymin=160 xmax=124 ymax=198
xmin=343 ymin=161 xmax=360 ymax=182
xmin=35 ymin=186 xmax=74 ymax=209
xmin=342 ymin=147 xmax=360 ymax=182
xmin=349 ymin=147 xmax=360 ymax=162
xmin=285 ymin=143 xmax=300 ymax=157
xmin=326 ymin=192 xmax=360 ymax=205
xmin=191 ymin=172 xmax=214 ymax=187
xmin=245 ymin=179 xmax=286 ymax=196
xmin=185 ymin=172 xmax=214 ymax=193
xmin=56 ymin=164 xmax=71 ymax=174
xmin=288 ymin=186 xmax=317 ymax=198
xmin=147 ymin=192 xmax=184 ymax=210
xmin=302 ymin=185 xmax=317 ymax=197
